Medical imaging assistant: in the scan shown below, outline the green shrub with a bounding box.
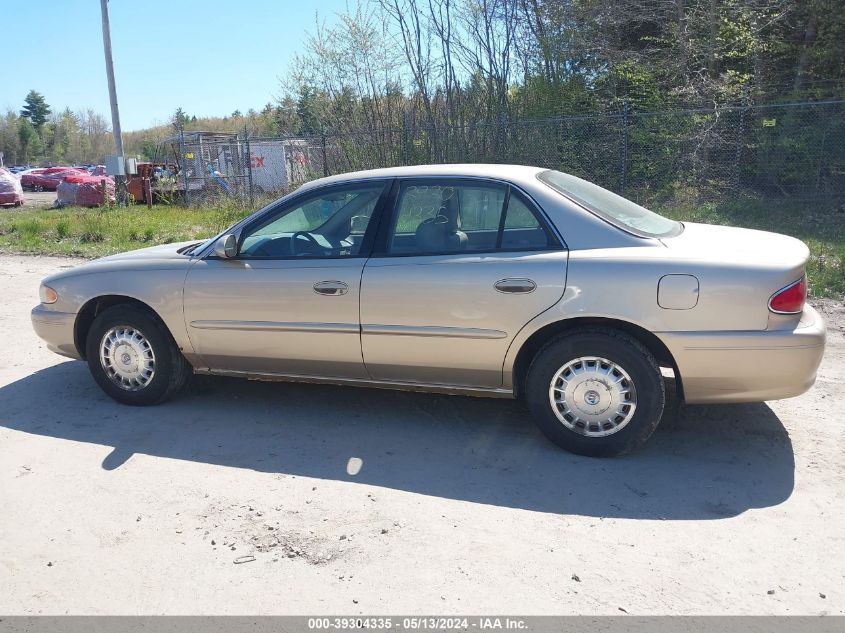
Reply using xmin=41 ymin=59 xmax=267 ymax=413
xmin=56 ymin=221 xmax=70 ymax=239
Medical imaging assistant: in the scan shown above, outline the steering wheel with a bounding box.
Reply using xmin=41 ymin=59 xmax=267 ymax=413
xmin=290 ymin=231 xmax=323 ymax=256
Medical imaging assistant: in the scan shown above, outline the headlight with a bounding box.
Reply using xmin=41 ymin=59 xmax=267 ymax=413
xmin=39 ymin=285 xmax=58 ymax=304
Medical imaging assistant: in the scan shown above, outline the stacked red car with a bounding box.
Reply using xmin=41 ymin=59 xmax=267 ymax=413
xmin=0 ymin=167 xmax=24 ymax=207
xmin=21 ymin=167 xmax=89 ymax=191
xmin=56 ymin=175 xmax=116 ymax=207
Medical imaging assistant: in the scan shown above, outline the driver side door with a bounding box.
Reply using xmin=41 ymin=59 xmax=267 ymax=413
xmin=183 ymin=180 xmax=390 ymax=378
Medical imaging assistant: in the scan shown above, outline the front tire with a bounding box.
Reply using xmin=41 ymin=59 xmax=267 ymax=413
xmin=525 ymin=328 xmax=665 ymax=457
xmin=85 ymin=305 xmax=190 ymax=405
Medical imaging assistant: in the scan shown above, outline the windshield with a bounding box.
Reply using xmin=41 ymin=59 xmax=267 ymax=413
xmin=537 ymin=170 xmax=682 ymax=238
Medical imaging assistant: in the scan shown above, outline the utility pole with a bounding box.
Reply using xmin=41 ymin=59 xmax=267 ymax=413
xmin=100 ymin=0 xmax=126 ymax=205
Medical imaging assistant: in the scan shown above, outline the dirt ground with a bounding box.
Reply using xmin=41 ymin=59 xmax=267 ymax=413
xmin=0 ymin=254 xmax=843 ymax=615
xmin=20 ymin=191 xmax=57 ymax=208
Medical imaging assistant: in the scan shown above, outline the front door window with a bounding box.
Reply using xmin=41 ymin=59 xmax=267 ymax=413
xmin=239 ymin=184 xmax=385 ymax=258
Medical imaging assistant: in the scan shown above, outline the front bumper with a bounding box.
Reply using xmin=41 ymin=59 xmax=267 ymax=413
xmin=658 ymin=305 xmax=827 ymax=404
xmin=31 ymin=305 xmax=81 ymax=360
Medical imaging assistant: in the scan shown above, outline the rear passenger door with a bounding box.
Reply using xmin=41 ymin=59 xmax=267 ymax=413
xmin=360 ymin=178 xmax=569 ymax=389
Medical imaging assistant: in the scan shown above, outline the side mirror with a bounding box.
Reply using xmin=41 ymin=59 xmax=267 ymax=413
xmin=213 ymin=234 xmax=238 ymax=258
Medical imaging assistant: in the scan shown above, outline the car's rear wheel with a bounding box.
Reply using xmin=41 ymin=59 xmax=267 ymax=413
xmin=85 ymin=305 xmax=190 ymax=405
xmin=525 ymin=328 xmax=665 ymax=457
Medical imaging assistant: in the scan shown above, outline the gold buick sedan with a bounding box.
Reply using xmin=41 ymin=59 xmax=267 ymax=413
xmin=31 ymin=165 xmax=826 ymax=456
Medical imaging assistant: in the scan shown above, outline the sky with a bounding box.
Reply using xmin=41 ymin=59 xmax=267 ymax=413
xmin=2 ymin=0 xmax=348 ymax=131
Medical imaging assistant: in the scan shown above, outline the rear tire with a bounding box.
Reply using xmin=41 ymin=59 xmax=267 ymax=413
xmin=85 ymin=305 xmax=190 ymax=405
xmin=525 ymin=327 xmax=665 ymax=457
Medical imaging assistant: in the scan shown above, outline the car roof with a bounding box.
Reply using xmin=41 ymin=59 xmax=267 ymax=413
xmin=299 ymin=164 xmax=546 ymax=191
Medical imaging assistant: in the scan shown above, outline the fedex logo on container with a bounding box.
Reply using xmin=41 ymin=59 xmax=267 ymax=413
xmin=221 ymin=140 xmax=300 ymax=193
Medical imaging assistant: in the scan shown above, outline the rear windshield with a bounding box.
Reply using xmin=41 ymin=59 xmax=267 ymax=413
xmin=537 ymin=170 xmax=682 ymax=238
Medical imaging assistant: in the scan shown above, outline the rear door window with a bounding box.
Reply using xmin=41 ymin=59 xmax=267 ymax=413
xmin=386 ymin=180 xmax=558 ymax=255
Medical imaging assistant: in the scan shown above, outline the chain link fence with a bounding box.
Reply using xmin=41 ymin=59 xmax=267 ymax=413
xmin=160 ymin=131 xmax=326 ymax=206
xmin=169 ymin=100 xmax=844 ymax=207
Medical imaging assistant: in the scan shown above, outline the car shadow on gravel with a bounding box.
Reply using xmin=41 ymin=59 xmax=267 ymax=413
xmin=0 ymin=360 xmax=795 ymax=520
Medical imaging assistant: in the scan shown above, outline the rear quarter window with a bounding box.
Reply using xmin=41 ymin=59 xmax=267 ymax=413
xmin=537 ymin=170 xmax=682 ymax=238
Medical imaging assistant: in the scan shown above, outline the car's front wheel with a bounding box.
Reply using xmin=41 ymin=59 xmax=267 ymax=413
xmin=525 ymin=328 xmax=665 ymax=457
xmin=85 ymin=305 xmax=190 ymax=405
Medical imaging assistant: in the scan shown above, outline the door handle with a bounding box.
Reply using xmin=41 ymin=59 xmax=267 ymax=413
xmin=313 ymin=280 xmax=349 ymax=296
xmin=494 ymin=278 xmax=537 ymax=294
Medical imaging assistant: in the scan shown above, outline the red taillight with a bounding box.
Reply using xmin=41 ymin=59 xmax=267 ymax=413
xmin=769 ymin=276 xmax=806 ymax=314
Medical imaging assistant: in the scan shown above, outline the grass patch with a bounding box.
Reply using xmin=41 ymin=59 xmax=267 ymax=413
xmin=14 ymin=219 xmax=45 ymax=237
xmin=0 ymin=201 xmax=256 ymax=259
xmin=0 ymin=195 xmax=842 ymax=298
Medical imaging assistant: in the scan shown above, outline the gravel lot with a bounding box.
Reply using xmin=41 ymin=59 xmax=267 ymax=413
xmin=21 ymin=191 xmax=57 ymax=208
xmin=1 ymin=254 xmax=843 ymax=615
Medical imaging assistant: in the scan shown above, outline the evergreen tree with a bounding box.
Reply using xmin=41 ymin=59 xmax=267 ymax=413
xmin=20 ymin=90 xmax=51 ymax=129
xmin=171 ymin=107 xmax=190 ymax=132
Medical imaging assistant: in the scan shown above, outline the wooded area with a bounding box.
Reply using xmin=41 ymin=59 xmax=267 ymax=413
xmin=0 ymin=90 xmax=113 ymax=168
xmin=278 ymin=0 xmax=843 ymax=132
xmin=275 ymin=0 xmax=844 ymax=201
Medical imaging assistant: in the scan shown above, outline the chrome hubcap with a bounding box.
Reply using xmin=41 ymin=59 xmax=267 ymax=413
xmin=100 ymin=326 xmax=156 ymax=391
xmin=549 ymin=356 xmax=637 ymax=437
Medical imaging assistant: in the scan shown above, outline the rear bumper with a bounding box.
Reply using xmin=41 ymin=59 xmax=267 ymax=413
xmin=658 ymin=305 xmax=826 ymax=404
xmin=31 ymin=305 xmax=81 ymax=360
